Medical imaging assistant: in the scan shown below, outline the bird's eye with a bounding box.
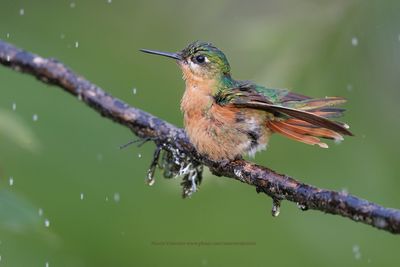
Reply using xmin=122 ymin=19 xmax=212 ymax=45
xmin=193 ymin=55 xmax=206 ymax=64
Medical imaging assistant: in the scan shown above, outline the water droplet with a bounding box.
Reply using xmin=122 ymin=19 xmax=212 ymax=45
xmin=80 ymin=193 xmax=84 ymax=200
xmin=113 ymin=192 xmax=120 ymax=203
xmin=44 ymin=218 xmax=50 ymax=228
xmin=8 ymin=177 xmax=14 ymax=186
xmin=147 ymin=178 xmax=155 ymax=186
xmin=351 ymin=37 xmax=358 ymax=46
xmin=19 ymin=8 xmax=25 ymax=16
xmin=374 ymin=217 xmax=387 ymax=228
xmin=271 ymin=199 xmax=281 ymax=217
xmin=75 ymin=41 xmax=79 ymax=48
xmin=32 ymin=114 xmax=38 ymax=121
xmin=60 ymin=33 xmax=65 ymax=39
xmin=138 ymin=153 xmax=142 ymax=158
xmin=12 ymin=102 xmax=16 ymax=111
xmin=107 ymin=0 xmax=112 ymax=3
xmin=105 ymin=196 xmax=109 ymax=202
xmin=296 ymin=202 xmax=308 ymax=211
xmin=70 ymin=2 xmax=76 ymax=8
xmin=352 ymin=245 xmax=361 ymax=260
xmin=45 ymin=261 xmax=49 ymax=267
xmin=6 ymin=55 xmax=10 ymax=62
xmin=346 ymin=84 xmax=353 ymax=92
xmin=132 ymin=88 xmax=137 ymax=95
xmin=6 ymin=33 xmax=10 ymax=39
xmin=38 ymin=208 xmax=43 ymax=216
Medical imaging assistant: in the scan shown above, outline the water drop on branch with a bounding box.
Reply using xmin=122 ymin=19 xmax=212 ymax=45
xmin=271 ymin=199 xmax=281 ymax=217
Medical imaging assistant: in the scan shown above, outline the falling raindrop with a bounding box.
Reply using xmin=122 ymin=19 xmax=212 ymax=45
xmin=351 ymin=37 xmax=358 ymax=46
xmin=113 ymin=192 xmax=120 ymax=203
xmin=12 ymin=102 xmax=16 ymax=111
xmin=44 ymin=218 xmax=50 ymax=228
xmin=75 ymin=41 xmax=79 ymax=48
xmin=6 ymin=55 xmax=10 ymax=62
xmin=60 ymin=33 xmax=65 ymax=39
xmin=132 ymin=88 xmax=137 ymax=95
xmin=70 ymin=2 xmax=76 ymax=8
xmin=32 ymin=114 xmax=38 ymax=121
xmin=6 ymin=33 xmax=10 ymax=39
xmin=19 ymin=8 xmax=25 ymax=16
xmin=352 ymin=245 xmax=361 ymax=260
xmin=8 ymin=176 xmax=14 ymax=186
xmin=80 ymin=193 xmax=84 ymax=200
xmin=38 ymin=208 xmax=43 ymax=216
xmin=107 ymin=0 xmax=112 ymax=3
xmin=346 ymin=84 xmax=353 ymax=92
xmin=105 ymin=196 xmax=109 ymax=202
xmin=45 ymin=262 xmax=49 ymax=267
xmin=138 ymin=153 xmax=142 ymax=158
xmin=97 ymin=153 xmax=103 ymax=161
xmin=398 ymin=34 xmax=400 ymax=42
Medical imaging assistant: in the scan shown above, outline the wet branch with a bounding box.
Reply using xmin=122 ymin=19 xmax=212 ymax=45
xmin=1 ymin=40 xmax=399 ymax=234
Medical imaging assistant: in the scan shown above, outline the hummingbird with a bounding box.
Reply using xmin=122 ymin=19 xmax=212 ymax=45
xmin=140 ymin=41 xmax=353 ymax=161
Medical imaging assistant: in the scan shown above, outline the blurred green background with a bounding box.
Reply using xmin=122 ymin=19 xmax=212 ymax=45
xmin=1 ymin=0 xmax=400 ymax=266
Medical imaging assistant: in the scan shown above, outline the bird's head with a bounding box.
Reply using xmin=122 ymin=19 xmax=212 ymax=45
xmin=140 ymin=41 xmax=231 ymax=82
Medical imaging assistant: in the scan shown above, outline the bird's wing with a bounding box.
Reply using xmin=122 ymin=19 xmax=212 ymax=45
xmin=215 ymin=82 xmax=353 ymax=136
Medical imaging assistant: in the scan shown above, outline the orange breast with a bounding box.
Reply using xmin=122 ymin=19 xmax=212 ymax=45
xmin=181 ymin=83 xmax=270 ymax=160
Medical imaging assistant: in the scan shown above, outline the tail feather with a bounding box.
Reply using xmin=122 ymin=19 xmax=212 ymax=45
xmin=267 ymin=121 xmax=328 ymax=148
xmin=268 ymin=96 xmax=351 ymax=148
xmin=282 ymin=120 xmax=343 ymax=141
xmin=287 ymin=97 xmax=347 ymax=111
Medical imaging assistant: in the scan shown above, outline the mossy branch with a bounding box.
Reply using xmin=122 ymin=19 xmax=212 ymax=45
xmin=1 ymin=40 xmax=399 ymax=234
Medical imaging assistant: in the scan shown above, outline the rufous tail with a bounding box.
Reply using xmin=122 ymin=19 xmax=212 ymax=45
xmin=267 ymin=97 xmax=350 ymax=148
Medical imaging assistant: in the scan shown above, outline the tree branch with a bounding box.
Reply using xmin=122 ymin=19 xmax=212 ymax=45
xmin=1 ymin=40 xmax=399 ymax=234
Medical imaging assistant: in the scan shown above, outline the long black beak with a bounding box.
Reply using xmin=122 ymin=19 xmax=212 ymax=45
xmin=140 ymin=49 xmax=182 ymax=60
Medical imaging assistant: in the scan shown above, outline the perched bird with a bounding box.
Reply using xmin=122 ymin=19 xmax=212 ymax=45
xmin=140 ymin=41 xmax=353 ymax=161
